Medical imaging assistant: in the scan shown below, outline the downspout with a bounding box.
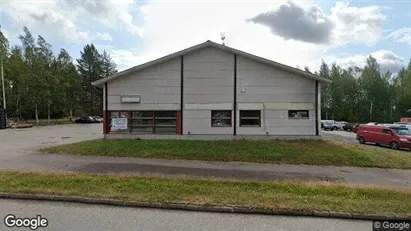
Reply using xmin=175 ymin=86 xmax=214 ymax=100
xmin=104 ymin=83 xmax=108 ymax=136
xmin=315 ymin=81 xmax=319 ymax=136
xmin=233 ymin=54 xmax=237 ymax=135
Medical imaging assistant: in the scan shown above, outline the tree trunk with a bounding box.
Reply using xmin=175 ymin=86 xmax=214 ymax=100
xmin=35 ymin=103 xmax=39 ymax=124
xmin=15 ymin=96 xmax=19 ymax=122
xmin=47 ymin=103 xmax=50 ymax=123
xmin=69 ymin=108 xmax=73 ymax=122
xmin=91 ymin=87 xmax=94 ymax=115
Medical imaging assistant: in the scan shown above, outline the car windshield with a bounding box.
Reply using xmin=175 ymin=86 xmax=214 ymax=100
xmin=391 ymin=127 xmax=411 ymax=135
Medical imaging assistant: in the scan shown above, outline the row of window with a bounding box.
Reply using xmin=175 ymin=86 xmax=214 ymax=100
xmin=108 ymin=110 xmax=310 ymax=133
xmin=211 ymin=110 xmax=309 ymax=127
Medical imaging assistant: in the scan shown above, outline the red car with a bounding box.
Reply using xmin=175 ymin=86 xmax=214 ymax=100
xmin=356 ymin=125 xmax=411 ymax=150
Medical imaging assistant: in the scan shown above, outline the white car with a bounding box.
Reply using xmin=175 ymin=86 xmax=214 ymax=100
xmin=321 ymin=120 xmax=343 ymax=130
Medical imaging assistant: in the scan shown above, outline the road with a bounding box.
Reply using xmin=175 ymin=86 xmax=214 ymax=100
xmin=0 ymin=199 xmax=371 ymax=231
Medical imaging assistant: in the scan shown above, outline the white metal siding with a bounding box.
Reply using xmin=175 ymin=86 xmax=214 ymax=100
xmin=236 ymin=56 xmax=316 ymax=135
xmin=183 ymin=110 xmax=233 ymax=135
xmin=183 ymin=47 xmax=234 ymax=134
xmin=106 ymin=58 xmax=181 ymax=111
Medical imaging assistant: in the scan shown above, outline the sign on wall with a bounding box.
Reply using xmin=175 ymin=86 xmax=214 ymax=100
xmin=111 ymin=118 xmax=128 ymax=130
xmin=120 ymin=95 xmax=141 ymax=103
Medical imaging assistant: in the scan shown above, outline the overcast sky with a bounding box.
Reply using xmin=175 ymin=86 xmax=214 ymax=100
xmin=1 ymin=0 xmax=410 ymax=74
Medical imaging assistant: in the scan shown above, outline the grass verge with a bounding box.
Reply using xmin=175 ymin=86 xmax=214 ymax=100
xmin=0 ymin=171 xmax=410 ymax=215
xmin=40 ymin=139 xmax=411 ymax=169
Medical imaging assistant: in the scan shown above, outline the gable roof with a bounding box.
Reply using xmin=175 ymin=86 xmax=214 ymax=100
xmin=91 ymin=40 xmax=331 ymax=86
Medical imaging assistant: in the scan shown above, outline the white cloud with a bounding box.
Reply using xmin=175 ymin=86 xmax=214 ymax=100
xmin=60 ymin=0 xmax=144 ymax=36
xmin=248 ymin=1 xmax=386 ymax=46
xmin=0 ymin=1 xmax=88 ymax=43
xmin=94 ymin=32 xmax=112 ymax=41
xmin=110 ymin=49 xmax=144 ymax=70
xmin=309 ymin=50 xmax=406 ymax=74
xmin=330 ymin=2 xmax=386 ymax=46
xmin=118 ymin=1 xmax=326 ymax=72
xmin=108 ymin=1 xmax=389 ymax=73
xmin=0 ymin=0 xmax=142 ymax=43
xmin=386 ymin=27 xmax=411 ymax=45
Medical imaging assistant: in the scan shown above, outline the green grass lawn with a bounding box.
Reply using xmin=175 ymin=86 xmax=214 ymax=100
xmin=40 ymin=139 xmax=411 ymax=169
xmin=0 ymin=171 xmax=410 ymax=215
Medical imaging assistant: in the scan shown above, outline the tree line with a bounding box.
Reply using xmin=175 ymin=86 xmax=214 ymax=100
xmin=316 ymin=57 xmax=411 ymax=123
xmin=0 ymin=27 xmax=117 ymax=123
xmin=1 ymin=26 xmax=410 ymax=124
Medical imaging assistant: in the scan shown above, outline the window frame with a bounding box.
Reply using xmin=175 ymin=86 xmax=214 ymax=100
xmin=211 ymin=110 xmax=232 ymax=127
xmin=108 ymin=110 xmax=177 ymax=134
xmin=239 ymin=110 xmax=261 ymax=127
xmin=288 ymin=110 xmax=309 ymax=120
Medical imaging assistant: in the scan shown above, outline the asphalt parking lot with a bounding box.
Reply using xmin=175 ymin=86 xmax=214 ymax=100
xmin=0 ymin=123 xmax=103 ymax=160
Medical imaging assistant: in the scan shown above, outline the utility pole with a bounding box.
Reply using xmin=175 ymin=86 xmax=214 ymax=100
xmin=1 ymin=55 xmax=5 ymax=111
xmin=370 ymin=101 xmax=373 ymax=121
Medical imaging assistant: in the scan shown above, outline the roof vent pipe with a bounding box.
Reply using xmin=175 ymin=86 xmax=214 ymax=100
xmin=220 ymin=32 xmax=226 ymax=45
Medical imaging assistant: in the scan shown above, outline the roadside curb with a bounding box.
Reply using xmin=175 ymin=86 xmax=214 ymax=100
xmin=1 ymin=193 xmax=409 ymax=221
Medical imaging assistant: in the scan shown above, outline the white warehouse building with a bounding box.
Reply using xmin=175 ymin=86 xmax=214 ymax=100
xmin=92 ymin=40 xmax=330 ymax=139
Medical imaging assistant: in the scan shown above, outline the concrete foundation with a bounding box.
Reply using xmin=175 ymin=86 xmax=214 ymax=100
xmin=104 ymin=134 xmax=322 ymax=140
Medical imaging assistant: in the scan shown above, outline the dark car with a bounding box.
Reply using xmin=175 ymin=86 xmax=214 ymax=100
xmin=352 ymin=124 xmax=360 ymax=133
xmin=92 ymin=116 xmax=103 ymax=123
xmin=321 ymin=121 xmax=334 ymax=131
xmin=75 ymin=116 xmax=95 ymax=123
xmin=343 ymin=123 xmax=357 ymax=132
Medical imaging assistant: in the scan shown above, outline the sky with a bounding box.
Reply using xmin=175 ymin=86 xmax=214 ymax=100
xmin=0 ymin=0 xmax=410 ymax=74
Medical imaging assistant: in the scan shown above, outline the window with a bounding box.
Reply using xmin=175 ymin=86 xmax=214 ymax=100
xmin=155 ymin=111 xmax=177 ymax=134
xmin=211 ymin=110 xmax=232 ymax=127
xmin=109 ymin=111 xmax=177 ymax=134
xmin=382 ymin=128 xmax=392 ymax=134
xmin=132 ymin=111 xmax=153 ymax=133
xmin=240 ymin=110 xmax=261 ymax=127
xmin=288 ymin=110 xmax=309 ymax=119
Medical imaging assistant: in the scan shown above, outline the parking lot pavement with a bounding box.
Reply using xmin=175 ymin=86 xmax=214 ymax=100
xmin=321 ymin=130 xmax=358 ymax=144
xmin=0 ymin=123 xmax=103 ymax=161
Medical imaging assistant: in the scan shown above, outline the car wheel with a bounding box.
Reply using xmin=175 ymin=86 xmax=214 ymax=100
xmin=358 ymin=137 xmax=365 ymax=144
xmin=390 ymin=141 xmax=399 ymax=150
xmin=333 ymin=126 xmax=338 ymax=130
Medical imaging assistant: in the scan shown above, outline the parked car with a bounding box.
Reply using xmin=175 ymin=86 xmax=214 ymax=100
xmin=321 ymin=121 xmax=335 ymax=131
xmin=93 ymin=116 xmax=103 ymax=123
xmin=75 ymin=116 xmax=95 ymax=123
xmin=322 ymin=120 xmax=345 ymax=130
xmin=343 ymin=123 xmax=357 ymax=132
xmin=352 ymin=124 xmax=360 ymax=133
xmin=393 ymin=122 xmax=411 ymax=129
xmin=356 ymin=125 xmax=411 ymax=150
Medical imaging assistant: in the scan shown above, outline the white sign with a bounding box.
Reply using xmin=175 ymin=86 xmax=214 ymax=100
xmin=112 ymin=118 xmax=128 ymax=130
xmin=120 ymin=95 xmax=141 ymax=103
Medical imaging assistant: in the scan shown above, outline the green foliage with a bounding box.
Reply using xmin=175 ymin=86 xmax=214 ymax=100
xmin=1 ymin=26 xmax=117 ymax=120
xmin=77 ymin=44 xmax=117 ymax=115
xmin=320 ymin=57 xmax=411 ymax=123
